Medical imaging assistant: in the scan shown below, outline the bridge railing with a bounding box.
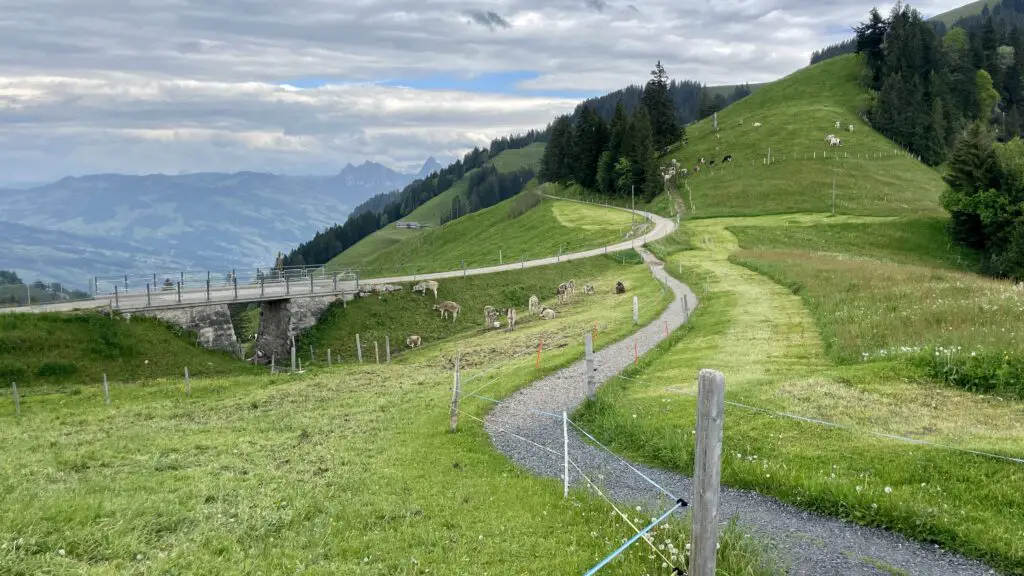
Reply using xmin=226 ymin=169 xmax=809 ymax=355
xmin=93 ymin=265 xmax=359 ymax=299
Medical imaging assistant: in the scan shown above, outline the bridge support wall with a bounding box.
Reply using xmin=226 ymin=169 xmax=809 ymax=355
xmin=140 ymin=304 xmax=238 ymax=353
xmin=256 ymin=295 xmax=347 ymax=360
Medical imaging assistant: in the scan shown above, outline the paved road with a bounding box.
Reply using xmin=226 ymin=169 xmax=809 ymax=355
xmin=1 ymin=200 xmax=676 ymax=314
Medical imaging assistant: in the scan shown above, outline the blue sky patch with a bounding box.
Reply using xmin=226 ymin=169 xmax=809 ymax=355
xmin=280 ymin=70 xmax=600 ymax=98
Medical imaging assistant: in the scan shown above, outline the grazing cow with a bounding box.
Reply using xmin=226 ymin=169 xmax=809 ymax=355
xmin=528 ymin=294 xmax=540 ymax=314
xmin=848 ymin=124 xmax=855 ymax=133
xmin=584 ymin=283 xmax=595 ymax=295
xmin=693 ymin=165 xmax=701 ymax=174
xmin=825 ymin=133 xmax=836 ymax=143
xmin=433 ymin=301 xmax=461 ymax=322
xmin=709 ymin=160 xmax=716 ymax=167
xmin=412 ymin=280 xmax=439 ymax=299
xmin=567 ymin=279 xmax=576 ymax=295
xmin=557 ymin=282 xmax=570 ymax=304
xmin=406 ymin=335 xmax=422 ymax=348
xmin=539 ymin=307 xmax=557 ymax=320
xmin=506 ymin=307 xmax=518 ymax=331
xmin=699 ymin=157 xmax=706 ymax=165
xmin=835 ymin=120 xmax=841 ymax=129
xmin=828 ymin=136 xmax=842 ymax=147
xmin=680 ymin=168 xmax=688 ymax=176
xmin=615 ymin=281 xmax=626 ymax=294
xmin=722 ymin=155 xmax=733 ymax=163
xmin=484 ymin=305 xmax=500 ymax=328
xmin=753 ymin=122 xmax=762 ymax=128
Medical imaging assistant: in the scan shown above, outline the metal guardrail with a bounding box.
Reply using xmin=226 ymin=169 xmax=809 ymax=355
xmin=92 ymin=265 xmax=354 ymax=297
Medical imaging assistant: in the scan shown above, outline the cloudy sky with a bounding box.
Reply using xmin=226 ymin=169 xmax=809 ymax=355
xmin=0 ymin=0 xmax=968 ymax=184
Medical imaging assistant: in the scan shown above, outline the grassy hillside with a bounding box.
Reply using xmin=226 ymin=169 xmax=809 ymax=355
xmin=0 ymin=254 xmax=780 ymax=575
xmin=327 ymin=197 xmax=640 ymax=277
xmin=331 ymin=144 xmax=545 ymax=268
xmin=931 ymin=0 xmax=995 ymax=26
xmin=0 ymin=313 xmax=251 ymax=390
xmin=665 ymin=55 xmax=947 ymax=218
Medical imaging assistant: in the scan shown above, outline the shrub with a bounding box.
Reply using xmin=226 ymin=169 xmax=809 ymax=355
xmin=920 ymin=347 xmax=1024 ymax=399
xmin=0 ymin=360 xmax=27 ymax=383
xmin=35 ymin=361 xmax=79 ymax=380
xmin=506 ymin=189 xmax=542 ymax=219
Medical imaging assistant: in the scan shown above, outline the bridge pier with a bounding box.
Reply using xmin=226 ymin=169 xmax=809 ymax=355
xmin=255 ymin=295 xmax=348 ymax=361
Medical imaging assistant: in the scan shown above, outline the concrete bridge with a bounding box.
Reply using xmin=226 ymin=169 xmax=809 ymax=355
xmin=2 ymin=201 xmax=676 ymax=363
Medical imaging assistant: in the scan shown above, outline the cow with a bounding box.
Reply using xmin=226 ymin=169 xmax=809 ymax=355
xmin=557 ymin=282 xmax=571 ymax=304
xmin=433 ymin=301 xmax=461 ymax=322
xmin=680 ymin=168 xmax=688 ymax=176
xmin=835 ymin=120 xmax=841 ymax=129
xmin=484 ymin=305 xmax=500 ymax=328
xmin=584 ymin=283 xmax=595 ymax=295
xmin=567 ymin=279 xmax=576 ymax=295
xmin=406 ymin=335 xmax=422 ymax=348
xmin=722 ymin=155 xmax=733 ymax=163
xmin=848 ymin=124 xmax=855 ymax=133
xmin=753 ymin=122 xmax=762 ymax=128
xmin=528 ymin=294 xmax=540 ymax=314
xmin=829 ymin=136 xmax=842 ymax=147
xmin=506 ymin=307 xmax=518 ymax=331
xmin=699 ymin=157 xmax=706 ymax=165
xmin=539 ymin=307 xmax=557 ymax=320
xmin=615 ymin=281 xmax=626 ymax=294
xmin=412 ymin=280 xmax=439 ymax=299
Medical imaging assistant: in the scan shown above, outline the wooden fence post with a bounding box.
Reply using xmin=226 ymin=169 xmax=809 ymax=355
xmin=690 ymin=369 xmax=726 ymax=576
xmin=386 ymin=336 xmax=391 ymax=363
xmin=184 ymin=367 xmax=191 ymax=397
xmin=327 ymin=348 xmax=332 ymax=367
xmin=271 ymin=354 xmax=275 ymax=374
xmin=563 ymin=410 xmax=569 ymax=498
xmin=291 ymin=343 xmax=297 ymax=372
xmin=103 ymin=373 xmax=110 ymax=405
xmin=449 ymin=352 xmax=461 ymax=433
xmin=309 ymin=345 xmax=315 ymax=364
xmin=356 ymin=334 xmax=363 ymax=363
xmin=11 ymin=382 xmax=20 ymax=416
xmin=633 ymin=296 xmax=639 ymax=324
xmin=585 ymin=332 xmax=596 ymax=398
xmin=375 ymin=341 xmax=380 ymax=364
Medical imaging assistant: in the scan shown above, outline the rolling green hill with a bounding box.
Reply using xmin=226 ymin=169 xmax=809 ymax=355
xmin=931 ymin=0 xmax=995 ymax=26
xmin=667 ymin=55 xmax=947 ymax=218
xmin=326 ymin=194 xmax=640 ymax=277
xmin=330 ymin=143 xmax=545 ymax=268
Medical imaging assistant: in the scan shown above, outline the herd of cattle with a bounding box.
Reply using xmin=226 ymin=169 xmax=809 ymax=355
xmin=397 ymin=278 xmax=627 ymax=349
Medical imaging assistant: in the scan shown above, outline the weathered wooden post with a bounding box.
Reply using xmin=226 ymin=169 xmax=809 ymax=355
xmin=309 ymin=345 xmax=315 ymax=364
xmin=310 ymin=275 xmax=314 ymax=294
xmin=374 ymin=341 xmax=380 ymax=364
xmin=11 ymin=382 xmax=20 ymax=416
xmin=184 ymin=367 xmax=191 ymax=397
xmin=271 ymin=354 xmax=275 ymax=374
xmin=449 ymin=352 xmax=461 ymax=433
xmin=585 ymin=332 xmax=596 ymax=398
xmin=356 ymin=334 xmax=363 ymax=363
xmin=286 ymin=275 xmax=290 ymax=295
xmin=563 ymin=410 xmax=569 ymax=498
xmin=690 ymin=369 xmax=726 ymax=576
xmin=291 ymin=343 xmax=297 ymax=372
xmin=385 ymin=336 xmax=391 ymax=363
xmin=114 ymin=285 xmax=119 ymax=308
xmin=102 ymin=373 xmax=110 ymax=405
xmin=632 ymin=296 xmax=639 ymax=324
xmin=327 ymin=349 xmax=332 ymax=367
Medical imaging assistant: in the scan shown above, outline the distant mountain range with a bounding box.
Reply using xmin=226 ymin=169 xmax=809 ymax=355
xmin=0 ymin=157 xmax=444 ymax=289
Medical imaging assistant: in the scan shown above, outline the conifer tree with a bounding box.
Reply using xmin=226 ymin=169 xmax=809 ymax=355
xmin=642 ymin=61 xmax=682 ymax=150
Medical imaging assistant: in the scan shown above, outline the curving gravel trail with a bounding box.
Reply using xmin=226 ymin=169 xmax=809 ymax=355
xmin=485 ymin=248 xmax=997 ymax=576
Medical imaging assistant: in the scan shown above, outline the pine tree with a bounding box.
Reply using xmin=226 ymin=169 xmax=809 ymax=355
xmin=539 ymin=115 xmax=574 ymax=183
xmin=570 ymin=107 xmax=608 ymax=189
xmin=855 ymin=7 xmax=888 ymax=89
xmin=943 ymin=122 xmax=1001 ymax=249
xmin=642 ymin=61 xmax=682 ymax=150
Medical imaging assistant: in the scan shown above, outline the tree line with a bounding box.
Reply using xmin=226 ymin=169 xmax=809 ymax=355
xmin=282 ymin=132 xmax=546 ymax=267
xmin=539 ymin=62 xmax=682 ymax=202
xmin=810 ymin=38 xmax=857 ymax=64
xmin=572 ymin=78 xmax=751 ymax=128
xmin=441 ymin=166 xmax=537 ymax=224
xmin=0 ymin=270 xmax=90 ymax=307
xmin=855 ymin=0 xmax=1024 ymax=166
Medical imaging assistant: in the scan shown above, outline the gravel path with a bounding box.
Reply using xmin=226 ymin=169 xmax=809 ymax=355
xmin=485 ymin=248 xmax=997 ymax=576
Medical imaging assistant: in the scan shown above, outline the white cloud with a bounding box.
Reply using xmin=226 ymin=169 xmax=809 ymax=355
xmin=0 ymin=0 xmax=970 ymax=181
